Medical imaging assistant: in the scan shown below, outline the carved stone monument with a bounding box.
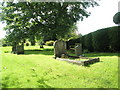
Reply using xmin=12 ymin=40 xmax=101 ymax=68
xmin=16 ymin=44 xmax=24 ymax=54
xmin=75 ymin=44 xmax=82 ymax=56
xmin=53 ymin=40 xmax=67 ymax=58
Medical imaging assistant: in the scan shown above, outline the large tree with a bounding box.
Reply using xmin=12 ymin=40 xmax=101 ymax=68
xmin=0 ymin=1 xmax=99 ymax=44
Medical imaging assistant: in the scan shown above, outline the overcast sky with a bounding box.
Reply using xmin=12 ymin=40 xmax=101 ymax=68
xmin=0 ymin=0 xmax=119 ymax=39
xmin=77 ymin=0 xmax=119 ymax=35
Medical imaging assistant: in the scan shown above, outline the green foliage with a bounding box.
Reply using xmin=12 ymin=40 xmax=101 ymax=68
xmin=108 ymin=26 xmax=120 ymax=52
xmin=57 ymin=25 xmax=81 ymax=41
xmin=45 ymin=40 xmax=54 ymax=46
xmin=66 ymin=37 xmax=81 ymax=50
xmin=26 ymin=43 xmax=29 ymax=46
xmin=28 ymin=35 xmax=36 ymax=46
xmin=2 ymin=44 xmax=7 ymax=47
xmin=0 ymin=38 xmax=12 ymax=46
xmin=92 ymin=28 xmax=110 ymax=52
xmin=84 ymin=33 xmax=93 ymax=52
xmin=0 ymin=1 xmax=99 ymax=44
xmin=83 ymin=49 xmax=90 ymax=53
xmin=81 ymin=26 xmax=119 ymax=52
xmin=1 ymin=46 xmax=118 ymax=88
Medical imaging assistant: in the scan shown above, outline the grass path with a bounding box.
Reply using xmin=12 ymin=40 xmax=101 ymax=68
xmin=1 ymin=46 xmax=118 ymax=88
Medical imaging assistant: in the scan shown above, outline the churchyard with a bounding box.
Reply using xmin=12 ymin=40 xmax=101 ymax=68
xmin=1 ymin=45 xmax=118 ymax=88
xmin=0 ymin=1 xmax=119 ymax=89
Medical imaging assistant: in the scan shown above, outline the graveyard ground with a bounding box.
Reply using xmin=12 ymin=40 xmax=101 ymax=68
xmin=0 ymin=46 xmax=118 ymax=88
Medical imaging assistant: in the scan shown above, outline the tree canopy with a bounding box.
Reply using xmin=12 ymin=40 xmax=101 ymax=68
xmin=0 ymin=1 xmax=99 ymax=44
xmin=113 ymin=12 xmax=120 ymax=24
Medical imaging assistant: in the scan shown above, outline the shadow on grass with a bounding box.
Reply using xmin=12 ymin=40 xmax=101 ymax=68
xmin=2 ymin=74 xmax=20 ymax=88
xmin=2 ymin=76 xmax=10 ymax=88
xmin=31 ymin=70 xmax=53 ymax=88
xmin=84 ymin=52 xmax=119 ymax=57
xmin=24 ymin=48 xmax=54 ymax=55
xmin=66 ymin=50 xmax=119 ymax=57
xmin=37 ymin=77 xmax=52 ymax=88
xmin=84 ymin=61 xmax=103 ymax=67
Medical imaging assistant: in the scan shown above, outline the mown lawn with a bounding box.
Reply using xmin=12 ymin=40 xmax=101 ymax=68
xmin=0 ymin=46 xmax=118 ymax=88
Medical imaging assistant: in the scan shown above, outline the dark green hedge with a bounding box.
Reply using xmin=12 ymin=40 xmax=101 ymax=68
xmin=92 ymin=28 xmax=110 ymax=52
xmin=108 ymin=26 xmax=120 ymax=52
xmin=82 ymin=26 xmax=120 ymax=52
xmin=84 ymin=33 xmax=94 ymax=52
xmin=69 ymin=26 xmax=120 ymax=52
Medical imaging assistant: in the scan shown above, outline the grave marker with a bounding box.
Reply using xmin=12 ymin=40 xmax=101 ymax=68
xmin=16 ymin=44 xmax=24 ymax=54
xmin=75 ymin=44 xmax=82 ymax=56
xmin=54 ymin=40 xmax=67 ymax=58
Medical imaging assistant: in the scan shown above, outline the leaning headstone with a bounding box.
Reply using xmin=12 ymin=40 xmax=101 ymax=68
xmin=75 ymin=44 xmax=82 ymax=56
xmin=16 ymin=44 xmax=24 ymax=54
xmin=53 ymin=40 xmax=67 ymax=58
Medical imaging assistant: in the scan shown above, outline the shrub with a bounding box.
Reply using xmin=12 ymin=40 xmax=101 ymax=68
xmin=31 ymin=41 xmax=36 ymax=46
xmin=83 ymin=49 xmax=90 ymax=53
xmin=45 ymin=40 xmax=54 ymax=46
xmin=66 ymin=38 xmax=81 ymax=50
xmin=84 ymin=33 xmax=94 ymax=52
xmin=2 ymin=44 xmax=7 ymax=47
xmin=40 ymin=45 xmax=44 ymax=48
xmin=26 ymin=43 xmax=29 ymax=46
xmin=81 ymin=26 xmax=120 ymax=52
xmin=92 ymin=28 xmax=110 ymax=52
xmin=108 ymin=26 xmax=120 ymax=52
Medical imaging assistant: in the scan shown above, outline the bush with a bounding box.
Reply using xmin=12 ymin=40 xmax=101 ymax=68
xmin=92 ymin=28 xmax=110 ymax=52
xmin=26 ymin=43 xmax=29 ymax=46
xmin=66 ymin=38 xmax=81 ymax=50
xmin=84 ymin=33 xmax=94 ymax=52
xmin=108 ymin=26 xmax=120 ymax=52
xmin=31 ymin=41 xmax=36 ymax=46
xmin=83 ymin=49 xmax=90 ymax=53
xmin=2 ymin=44 xmax=7 ymax=47
xmin=40 ymin=45 xmax=44 ymax=48
xmin=81 ymin=26 xmax=120 ymax=52
xmin=45 ymin=40 xmax=54 ymax=46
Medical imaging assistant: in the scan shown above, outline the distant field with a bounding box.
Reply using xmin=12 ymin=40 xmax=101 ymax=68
xmin=0 ymin=46 xmax=118 ymax=88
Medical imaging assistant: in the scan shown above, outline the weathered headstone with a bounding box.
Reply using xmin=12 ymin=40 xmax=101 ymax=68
xmin=12 ymin=45 xmax=16 ymax=54
xmin=16 ymin=44 xmax=24 ymax=54
xmin=12 ymin=42 xmax=17 ymax=54
xmin=53 ymin=40 xmax=67 ymax=58
xmin=75 ymin=44 xmax=82 ymax=56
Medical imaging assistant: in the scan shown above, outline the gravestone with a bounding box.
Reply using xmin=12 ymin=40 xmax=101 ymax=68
xmin=16 ymin=44 xmax=24 ymax=54
xmin=12 ymin=45 xmax=16 ymax=54
xmin=53 ymin=40 xmax=67 ymax=58
xmin=12 ymin=42 xmax=17 ymax=54
xmin=75 ymin=44 xmax=82 ymax=56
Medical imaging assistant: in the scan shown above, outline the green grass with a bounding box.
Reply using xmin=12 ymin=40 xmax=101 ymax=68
xmin=1 ymin=46 xmax=118 ymax=88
